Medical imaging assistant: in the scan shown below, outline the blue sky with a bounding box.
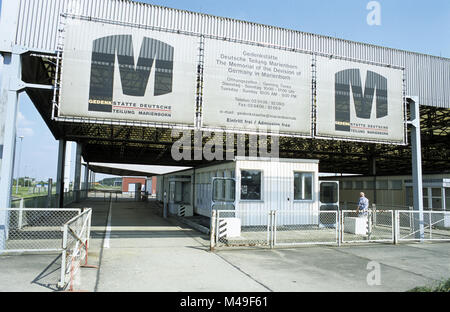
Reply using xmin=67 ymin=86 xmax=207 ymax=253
xmin=1 ymin=0 xmax=449 ymax=182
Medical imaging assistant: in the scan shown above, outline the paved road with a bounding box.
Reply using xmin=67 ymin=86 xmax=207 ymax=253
xmin=1 ymin=199 xmax=449 ymax=292
xmin=81 ymin=200 xmax=449 ymax=292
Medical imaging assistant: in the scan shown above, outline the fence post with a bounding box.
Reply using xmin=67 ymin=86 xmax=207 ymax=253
xmin=337 ymin=210 xmax=341 ymax=247
xmin=429 ymin=212 xmax=432 ymax=240
xmin=59 ymin=223 xmax=68 ymax=289
xmin=267 ymin=211 xmax=271 ymax=246
xmin=270 ymin=210 xmax=277 ymax=249
xmin=367 ymin=210 xmax=372 ymax=241
xmin=215 ymin=210 xmax=220 ymax=249
xmin=394 ymin=210 xmax=399 ymax=244
xmin=409 ymin=206 xmax=414 ymax=234
xmin=372 ymin=204 xmax=377 ymax=227
xmin=18 ymin=198 xmax=24 ymax=229
xmin=210 ymin=210 xmax=217 ymax=252
xmin=84 ymin=209 xmax=92 ymax=266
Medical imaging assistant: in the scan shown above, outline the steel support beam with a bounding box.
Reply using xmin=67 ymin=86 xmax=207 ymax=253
xmin=74 ymin=143 xmax=82 ymax=202
xmin=56 ymin=139 xmax=66 ymax=208
xmin=408 ymin=97 xmax=425 ymax=240
xmin=0 ymin=51 xmax=22 ymax=251
xmin=83 ymin=162 xmax=90 ymax=194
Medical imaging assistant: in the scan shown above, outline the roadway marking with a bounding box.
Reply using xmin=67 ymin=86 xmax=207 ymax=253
xmin=103 ymin=201 xmax=113 ymax=248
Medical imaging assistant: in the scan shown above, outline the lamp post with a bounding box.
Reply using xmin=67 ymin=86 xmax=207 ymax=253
xmin=15 ymin=136 xmax=24 ymax=195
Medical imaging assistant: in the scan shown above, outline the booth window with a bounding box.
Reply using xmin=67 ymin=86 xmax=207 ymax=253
xmin=240 ymin=170 xmax=262 ymax=200
xmin=294 ymin=172 xmax=313 ymax=201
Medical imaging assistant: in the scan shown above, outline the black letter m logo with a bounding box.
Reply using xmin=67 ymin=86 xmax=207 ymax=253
xmin=335 ymin=69 xmax=388 ymax=132
xmin=88 ymin=35 xmax=174 ymax=112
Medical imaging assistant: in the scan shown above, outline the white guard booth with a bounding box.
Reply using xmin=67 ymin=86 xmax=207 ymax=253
xmin=157 ymin=157 xmax=320 ymax=229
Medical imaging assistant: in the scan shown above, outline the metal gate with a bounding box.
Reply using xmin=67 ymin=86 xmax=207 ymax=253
xmin=0 ymin=208 xmax=81 ymax=254
xmin=341 ymin=210 xmax=394 ymax=244
xmin=396 ymin=210 xmax=450 ymax=242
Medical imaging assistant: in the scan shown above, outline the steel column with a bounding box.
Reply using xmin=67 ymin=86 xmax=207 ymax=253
xmin=74 ymin=143 xmax=82 ymax=202
xmin=408 ymin=97 xmax=424 ymax=240
xmin=83 ymin=162 xmax=89 ymax=197
xmin=56 ymin=140 xmax=67 ymax=208
xmin=0 ymin=51 xmax=23 ymax=251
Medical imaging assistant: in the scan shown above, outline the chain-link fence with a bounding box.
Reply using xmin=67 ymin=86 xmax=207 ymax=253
xmin=59 ymin=208 xmax=93 ymax=290
xmin=0 ymin=208 xmax=81 ymax=253
xmin=10 ymin=190 xmax=89 ymax=209
xmin=215 ymin=210 xmax=271 ymax=247
xmin=274 ymin=210 xmax=339 ymax=246
xmin=213 ymin=210 xmax=340 ymax=248
xmin=397 ymin=210 xmax=450 ymax=242
xmin=211 ymin=208 xmax=450 ymax=249
xmin=341 ymin=210 xmax=394 ymax=243
xmin=87 ymin=190 xmax=147 ymax=201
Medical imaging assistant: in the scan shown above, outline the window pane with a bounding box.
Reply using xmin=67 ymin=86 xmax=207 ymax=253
xmin=431 ymin=188 xmax=441 ymax=197
xmin=240 ymin=170 xmax=261 ymax=200
xmin=390 ymin=180 xmax=402 ymax=190
xmin=294 ymin=172 xmax=313 ymax=201
xmin=213 ymin=179 xmax=235 ymax=203
xmin=343 ymin=181 xmax=352 ymax=190
xmin=432 ymin=198 xmax=442 ymax=210
xmin=365 ymin=181 xmax=375 ymax=189
xmin=320 ymin=182 xmax=338 ymax=203
xmin=376 ymin=180 xmax=388 ymax=190
xmin=354 ymin=181 xmax=363 ymax=190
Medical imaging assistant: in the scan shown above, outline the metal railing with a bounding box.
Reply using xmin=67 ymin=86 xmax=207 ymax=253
xmin=59 ymin=208 xmax=93 ymax=290
xmin=86 ymin=190 xmax=148 ymax=201
xmin=341 ymin=210 xmax=394 ymax=244
xmin=396 ymin=210 xmax=450 ymax=242
xmin=212 ymin=209 xmax=340 ymax=249
xmin=0 ymin=208 xmax=81 ymax=254
xmin=10 ymin=189 xmax=90 ymax=209
xmin=210 ymin=208 xmax=450 ymax=250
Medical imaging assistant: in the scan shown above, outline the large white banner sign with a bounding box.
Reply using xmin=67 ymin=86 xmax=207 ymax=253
xmin=202 ymin=39 xmax=312 ymax=135
xmin=316 ymin=56 xmax=405 ymax=143
xmin=59 ymin=19 xmax=198 ymax=125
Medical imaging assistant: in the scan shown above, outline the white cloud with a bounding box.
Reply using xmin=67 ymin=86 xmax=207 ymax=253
xmin=17 ymin=111 xmax=34 ymax=127
xmin=17 ymin=127 xmax=34 ymax=137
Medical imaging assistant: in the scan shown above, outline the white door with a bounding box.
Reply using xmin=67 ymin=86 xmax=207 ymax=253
xmin=319 ymin=181 xmax=339 ymax=225
xmin=128 ymin=183 xmax=135 ymax=194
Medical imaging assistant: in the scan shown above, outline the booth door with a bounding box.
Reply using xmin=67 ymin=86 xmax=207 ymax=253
xmin=319 ymin=181 xmax=339 ymax=225
xmin=211 ymin=178 xmax=236 ymax=211
xmin=319 ymin=181 xmax=339 ymax=210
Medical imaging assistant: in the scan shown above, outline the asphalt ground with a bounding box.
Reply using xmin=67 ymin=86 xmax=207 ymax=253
xmin=0 ymin=199 xmax=449 ymax=292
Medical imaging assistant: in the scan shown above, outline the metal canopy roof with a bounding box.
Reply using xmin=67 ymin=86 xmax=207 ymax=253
xmin=86 ymin=162 xmax=189 ymax=177
xmin=13 ymin=0 xmax=449 ymax=176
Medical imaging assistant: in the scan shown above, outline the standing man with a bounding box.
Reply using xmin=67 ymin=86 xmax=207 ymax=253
xmin=357 ymin=192 xmax=369 ymax=217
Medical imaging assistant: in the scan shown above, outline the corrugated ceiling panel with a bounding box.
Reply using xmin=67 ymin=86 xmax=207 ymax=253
xmin=11 ymin=0 xmax=450 ymax=108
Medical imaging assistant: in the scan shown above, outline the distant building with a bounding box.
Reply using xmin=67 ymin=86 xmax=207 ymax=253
xmin=322 ymin=173 xmax=450 ymax=210
xmin=122 ymin=177 xmax=147 ymax=193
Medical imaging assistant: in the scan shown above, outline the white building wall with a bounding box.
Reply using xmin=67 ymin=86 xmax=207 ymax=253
xmin=156 ymin=159 xmax=320 ymax=225
xmin=235 ymin=159 xmax=319 ymax=226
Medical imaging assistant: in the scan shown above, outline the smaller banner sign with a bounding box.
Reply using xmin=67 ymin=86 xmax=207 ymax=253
xmin=59 ymin=19 xmax=198 ymax=126
xmin=201 ymin=39 xmax=312 ymax=135
xmin=315 ymin=56 xmax=405 ymax=143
